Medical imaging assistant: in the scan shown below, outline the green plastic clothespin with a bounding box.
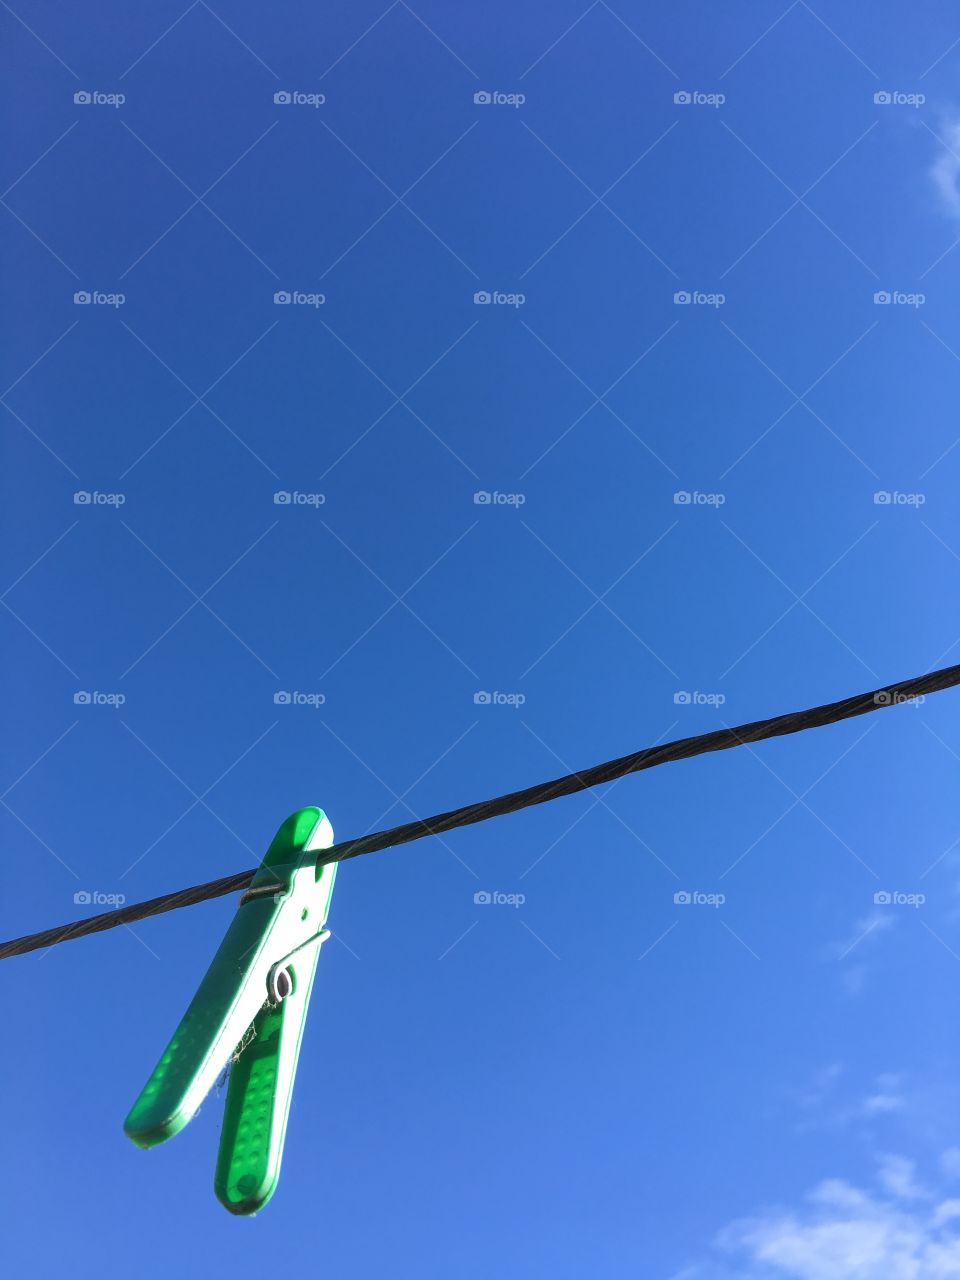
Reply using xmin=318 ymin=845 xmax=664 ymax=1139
xmin=124 ymin=807 xmax=337 ymax=1215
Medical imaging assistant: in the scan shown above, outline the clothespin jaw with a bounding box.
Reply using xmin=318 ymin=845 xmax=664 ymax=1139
xmin=123 ymin=807 xmax=337 ymax=1215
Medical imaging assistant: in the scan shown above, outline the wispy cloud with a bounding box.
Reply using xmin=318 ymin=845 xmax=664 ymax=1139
xmin=877 ymin=1153 xmax=928 ymax=1200
xmin=828 ymin=911 xmax=896 ymax=996
xmin=835 ymin=911 xmax=896 ymax=960
xmin=674 ymin=1154 xmax=960 ymax=1278
xmin=794 ymin=1062 xmax=844 ymax=1112
xmin=864 ymin=1073 xmax=905 ymax=1116
xmin=930 ymin=120 xmax=960 ymax=217
xmin=790 ymin=1066 xmax=908 ymax=1134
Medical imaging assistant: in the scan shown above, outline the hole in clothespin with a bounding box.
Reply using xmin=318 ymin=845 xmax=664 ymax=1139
xmin=269 ymin=965 xmax=294 ymax=1004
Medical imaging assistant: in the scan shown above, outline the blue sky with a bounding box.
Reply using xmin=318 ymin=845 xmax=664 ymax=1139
xmin=2 ymin=2 xmax=960 ymax=1275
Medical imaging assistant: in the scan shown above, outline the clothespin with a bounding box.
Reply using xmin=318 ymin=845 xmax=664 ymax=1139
xmin=123 ymin=806 xmax=337 ymax=1215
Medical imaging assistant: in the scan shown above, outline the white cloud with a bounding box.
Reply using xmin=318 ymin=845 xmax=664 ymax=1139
xmin=677 ymin=1155 xmax=960 ymax=1279
xmin=796 ymin=1063 xmax=844 ymax=1111
xmin=864 ymin=1092 xmax=903 ymax=1115
xmin=791 ymin=1067 xmax=909 ymax=1136
xmin=864 ymin=1073 xmax=904 ymax=1116
xmin=841 ymin=964 xmax=868 ymax=997
xmin=934 ymin=1203 xmax=960 ymax=1228
xmin=835 ymin=912 xmax=895 ymax=961
xmin=833 ymin=914 xmax=896 ymax=996
xmin=877 ymin=1154 xmax=928 ymax=1200
xmin=931 ymin=122 xmax=960 ymax=218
